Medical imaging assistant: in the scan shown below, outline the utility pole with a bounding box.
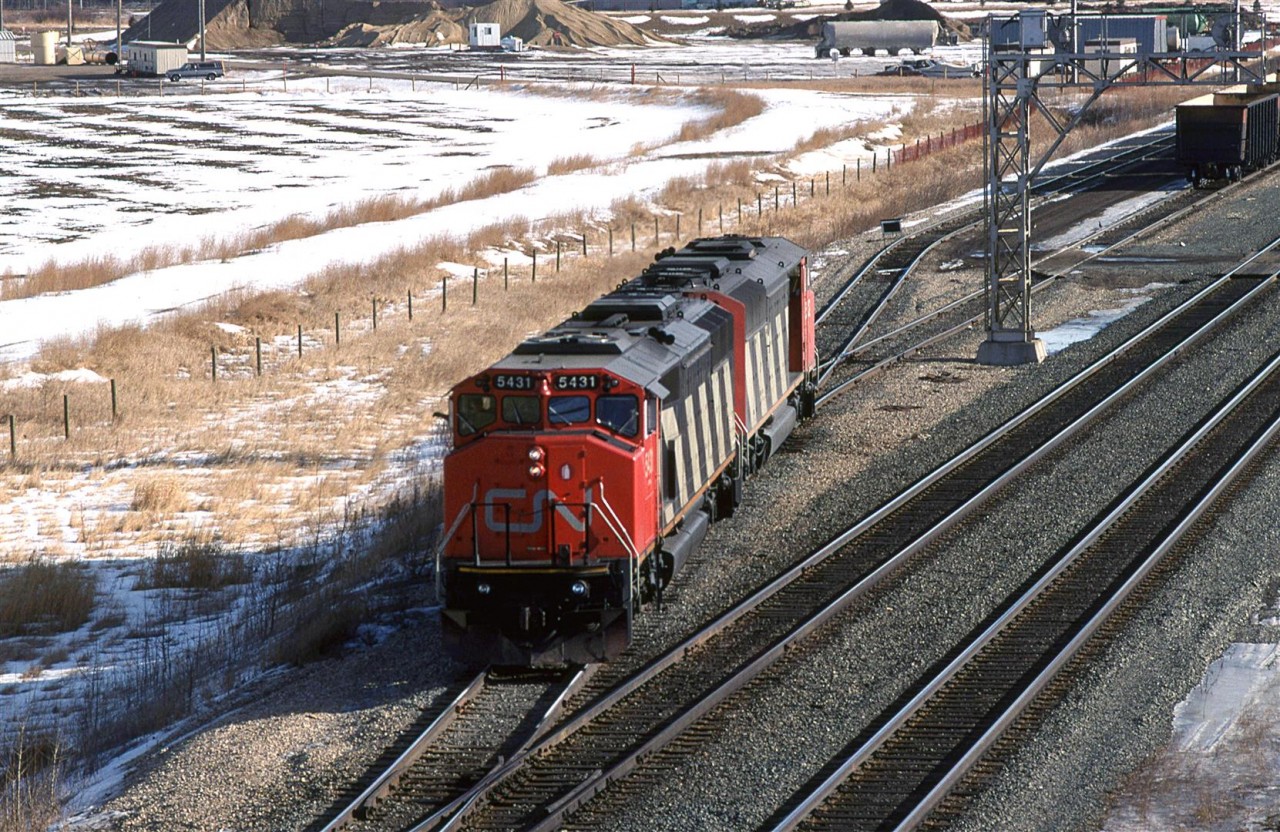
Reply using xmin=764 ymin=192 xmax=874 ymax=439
xmin=116 ymin=0 xmax=121 ymax=54
xmin=66 ymin=0 xmax=72 ymax=46
xmin=198 ymin=0 xmax=205 ymax=60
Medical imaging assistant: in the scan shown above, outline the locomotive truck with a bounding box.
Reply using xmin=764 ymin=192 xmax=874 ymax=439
xmin=437 ymin=235 xmax=816 ymax=666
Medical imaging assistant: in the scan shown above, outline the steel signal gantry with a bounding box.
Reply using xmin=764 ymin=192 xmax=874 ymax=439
xmin=978 ymin=7 xmax=1266 ymax=365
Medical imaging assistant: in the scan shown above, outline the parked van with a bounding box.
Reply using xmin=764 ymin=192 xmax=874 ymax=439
xmin=166 ymin=60 xmax=225 ymax=82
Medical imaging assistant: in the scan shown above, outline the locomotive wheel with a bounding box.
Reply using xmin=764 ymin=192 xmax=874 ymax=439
xmin=713 ymin=474 xmax=740 ymax=520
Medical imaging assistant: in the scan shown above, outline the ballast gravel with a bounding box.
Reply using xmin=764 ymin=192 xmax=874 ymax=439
xmin=80 ymin=163 xmax=1280 ymax=832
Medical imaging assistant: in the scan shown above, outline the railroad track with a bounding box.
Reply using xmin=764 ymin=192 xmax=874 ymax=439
xmin=811 ymin=133 xmax=1177 ymax=385
xmin=405 ymin=238 xmax=1280 ymax=832
xmin=812 ymin=137 xmax=1262 ymax=409
xmin=770 ymin=336 xmax=1280 ymax=832
xmin=316 ymin=667 xmax=593 ymax=832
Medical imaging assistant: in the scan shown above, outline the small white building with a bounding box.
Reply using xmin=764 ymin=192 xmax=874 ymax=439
xmin=500 ymin=35 xmax=524 ymax=52
xmin=122 ymin=41 xmax=187 ymax=76
xmin=0 ymin=31 xmax=16 ymax=64
xmin=469 ymin=23 xmax=501 ymax=49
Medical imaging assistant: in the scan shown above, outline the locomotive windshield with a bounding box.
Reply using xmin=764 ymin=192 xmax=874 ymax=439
xmin=456 ymin=394 xmax=496 ymax=436
xmin=596 ymin=395 xmax=639 ymax=437
xmin=549 ymin=396 xmax=590 ymax=425
xmin=502 ymin=395 xmax=541 ymax=426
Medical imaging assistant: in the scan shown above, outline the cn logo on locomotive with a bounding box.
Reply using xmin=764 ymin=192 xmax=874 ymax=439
xmin=482 ymin=487 xmax=592 ymax=534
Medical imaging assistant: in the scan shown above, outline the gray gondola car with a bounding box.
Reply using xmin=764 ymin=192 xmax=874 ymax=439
xmin=1176 ymin=90 xmax=1280 ymax=186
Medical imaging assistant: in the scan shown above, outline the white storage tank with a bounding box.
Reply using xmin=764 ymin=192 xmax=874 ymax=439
xmin=469 ymin=23 xmax=500 ymax=49
xmin=32 ymin=31 xmax=58 ymax=65
xmin=0 ymin=31 xmax=16 ymax=64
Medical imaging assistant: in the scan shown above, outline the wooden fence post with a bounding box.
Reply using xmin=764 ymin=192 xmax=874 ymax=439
xmin=64 ymin=395 xmax=70 ymax=438
xmin=675 ymin=214 xmax=681 ymax=240
xmin=719 ymin=203 xmax=724 ymax=233
xmin=334 ymin=312 xmax=341 ymax=345
xmin=532 ymin=252 xmax=537 ymax=283
xmin=297 ymin=325 xmax=303 ymax=357
xmin=372 ymin=299 xmax=378 ymax=331
xmin=556 ymin=241 xmax=561 ymax=273
xmin=442 ymin=276 xmax=448 ymax=311
xmin=210 ymin=347 xmax=217 ymax=382
xmin=698 ymin=207 xmax=703 ymax=235
xmin=826 ymin=171 xmax=830 ymax=195
xmin=581 ymin=233 xmax=587 ymax=256
xmin=7 ymin=414 xmax=14 ymax=460
xmin=631 ymin=222 xmax=636 ymax=252
xmin=255 ymin=338 xmax=262 ymax=376
xmin=609 ymin=227 xmax=614 ymax=256
xmin=408 ymin=290 xmax=414 ymax=320
xmin=110 ymin=379 xmax=117 ymax=422
xmin=653 ymin=217 xmax=659 ymax=247
xmin=504 ymin=258 xmax=509 ymax=289
xmin=473 ymin=268 xmax=479 ymax=303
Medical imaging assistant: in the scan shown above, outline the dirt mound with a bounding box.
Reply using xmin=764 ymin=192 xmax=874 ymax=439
xmin=727 ymin=0 xmax=970 ymax=42
xmin=329 ymin=14 xmax=465 ymax=47
xmin=463 ymin=0 xmax=649 ymax=47
xmin=330 ymin=0 xmax=652 ymax=48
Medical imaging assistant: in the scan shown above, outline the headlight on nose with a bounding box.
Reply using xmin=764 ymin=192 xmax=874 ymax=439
xmin=528 ymin=446 xmax=545 ymax=462
xmin=477 ymin=582 xmax=491 ymax=595
xmin=528 ymin=463 xmax=545 ymax=479
xmin=570 ymin=580 xmax=589 ymax=597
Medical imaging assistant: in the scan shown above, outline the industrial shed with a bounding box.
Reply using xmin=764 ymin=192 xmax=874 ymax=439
xmin=122 ymin=41 xmax=188 ymax=75
xmin=0 ymin=30 xmax=16 ymax=63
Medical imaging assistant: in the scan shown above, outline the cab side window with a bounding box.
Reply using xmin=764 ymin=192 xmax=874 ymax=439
xmin=456 ymin=394 xmax=496 ymax=436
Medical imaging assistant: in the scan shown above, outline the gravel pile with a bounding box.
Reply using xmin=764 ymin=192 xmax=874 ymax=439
xmin=80 ymin=165 xmax=1280 ymax=832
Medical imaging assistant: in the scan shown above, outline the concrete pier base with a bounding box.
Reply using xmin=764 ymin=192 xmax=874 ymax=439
xmin=977 ymin=337 xmax=1047 ymax=366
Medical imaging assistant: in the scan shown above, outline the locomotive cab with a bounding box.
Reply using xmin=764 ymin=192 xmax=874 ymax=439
xmin=440 ymin=362 xmax=660 ymax=666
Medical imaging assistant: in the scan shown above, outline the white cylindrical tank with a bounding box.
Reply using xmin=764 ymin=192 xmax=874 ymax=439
xmin=32 ymin=31 xmax=58 ymax=65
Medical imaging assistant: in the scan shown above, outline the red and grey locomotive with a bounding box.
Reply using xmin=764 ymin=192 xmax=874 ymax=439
xmin=437 ymin=235 xmax=816 ymax=666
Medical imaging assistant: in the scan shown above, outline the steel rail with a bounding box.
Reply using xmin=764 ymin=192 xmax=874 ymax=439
xmin=813 ymin=163 xmax=1249 ymax=409
xmin=813 ymin=132 xmax=1173 ymax=338
xmin=815 ymin=227 xmax=962 ymax=387
xmin=415 ymin=237 xmax=1280 ymax=832
xmin=400 ymin=665 xmax=596 ymax=832
xmin=773 ymin=347 xmax=1280 ymax=832
xmin=318 ymin=671 xmax=488 ymax=832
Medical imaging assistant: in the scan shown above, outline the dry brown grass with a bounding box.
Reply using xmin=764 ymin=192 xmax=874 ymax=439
xmin=0 ymin=729 xmax=62 ymax=832
xmin=676 ymin=89 xmax=765 ymax=143
xmin=129 ymin=476 xmax=191 ymax=514
xmin=0 ymin=557 xmax=96 ymax=637
xmin=547 ymin=154 xmax=601 ymax=176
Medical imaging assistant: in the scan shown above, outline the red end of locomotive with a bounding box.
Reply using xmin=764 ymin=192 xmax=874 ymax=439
xmin=438 ymin=236 xmax=815 ymax=666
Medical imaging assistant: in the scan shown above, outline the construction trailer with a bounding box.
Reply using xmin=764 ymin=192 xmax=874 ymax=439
xmin=1083 ymin=36 xmax=1138 ymax=77
xmin=0 ymin=31 xmax=15 ymax=63
xmin=469 ymin=23 xmax=500 ymax=49
xmin=122 ymin=41 xmax=187 ymax=75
